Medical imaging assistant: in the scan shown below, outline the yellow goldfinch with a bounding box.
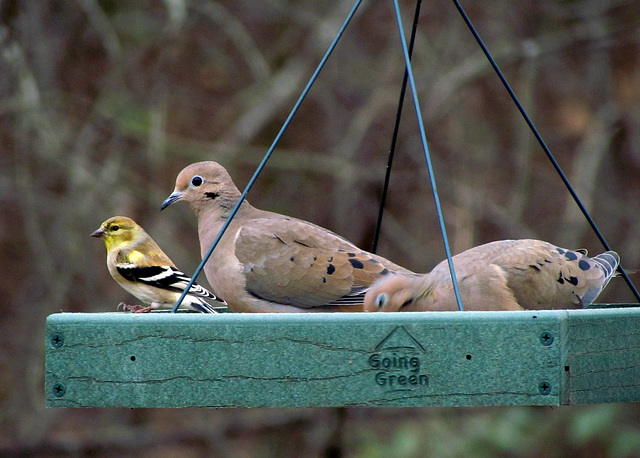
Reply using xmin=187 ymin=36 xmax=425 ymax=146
xmin=91 ymin=216 xmax=226 ymax=313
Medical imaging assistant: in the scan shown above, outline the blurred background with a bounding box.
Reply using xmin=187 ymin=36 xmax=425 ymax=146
xmin=3 ymin=0 xmax=640 ymax=456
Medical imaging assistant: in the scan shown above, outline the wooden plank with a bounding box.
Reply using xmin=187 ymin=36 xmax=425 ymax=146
xmin=565 ymin=308 xmax=640 ymax=405
xmin=46 ymin=310 xmax=568 ymax=408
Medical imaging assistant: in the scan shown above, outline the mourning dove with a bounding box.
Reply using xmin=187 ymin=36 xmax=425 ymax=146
xmin=363 ymin=239 xmax=619 ymax=312
xmin=91 ymin=216 xmax=226 ymax=313
xmin=161 ymin=161 xmax=412 ymax=312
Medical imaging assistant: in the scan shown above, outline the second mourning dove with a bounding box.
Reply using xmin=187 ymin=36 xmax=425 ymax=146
xmin=161 ymin=161 xmax=412 ymax=312
xmin=363 ymin=239 xmax=620 ymax=312
xmin=92 ymin=216 xmax=226 ymax=313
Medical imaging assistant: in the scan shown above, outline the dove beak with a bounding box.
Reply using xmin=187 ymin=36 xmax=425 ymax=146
xmin=161 ymin=191 xmax=183 ymax=210
xmin=90 ymin=227 xmax=106 ymax=238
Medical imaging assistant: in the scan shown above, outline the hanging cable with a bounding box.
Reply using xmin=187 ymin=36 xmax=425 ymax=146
xmin=451 ymin=0 xmax=640 ymax=303
xmin=393 ymin=0 xmax=464 ymax=311
xmin=371 ymin=0 xmax=423 ymax=254
xmin=171 ymin=0 xmax=365 ymax=312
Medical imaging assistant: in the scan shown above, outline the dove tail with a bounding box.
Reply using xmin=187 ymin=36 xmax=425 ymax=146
xmin=580 ymin=251 xmax=620 ymax=307
xmin=593 ymin=251 xmax=620 ymax=280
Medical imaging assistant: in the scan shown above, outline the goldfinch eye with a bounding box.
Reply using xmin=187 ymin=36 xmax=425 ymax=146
xmin=375 ymin=293 xmax=388 ymax=310
xmin=111 ymin=225 xmax=119 ymax=231
xmin=191 ymin=175 xmax=203 ymax=187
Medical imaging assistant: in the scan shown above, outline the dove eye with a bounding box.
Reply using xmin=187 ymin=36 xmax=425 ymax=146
xmin=375 ymin=293 xmax=388 ymax=310
xmin=191 ymin=175 xmax=203 ymax=187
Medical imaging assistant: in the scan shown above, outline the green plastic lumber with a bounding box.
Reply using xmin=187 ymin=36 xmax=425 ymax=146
xmin=45 ymin=307 xmax=640 ymax=408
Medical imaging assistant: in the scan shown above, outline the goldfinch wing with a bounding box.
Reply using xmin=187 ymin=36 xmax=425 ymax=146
xmin=116 ymin=264 xmax=225 ymax=304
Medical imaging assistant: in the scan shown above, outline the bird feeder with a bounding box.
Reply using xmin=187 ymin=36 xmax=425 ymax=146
xmin=45 ymin=0 xmax=640 ymax=408
xmin=45 ymin=307 xmax=640 ymax=407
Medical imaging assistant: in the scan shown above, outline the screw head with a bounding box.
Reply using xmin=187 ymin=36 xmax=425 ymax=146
xmin=50 ymin=333 xmax=64 ymax=348
xmin=52 ymin=383 xmax=66 ymax=397
xmin=538 ymin=380 xmax=552 ymax=395
xmin=539 ymin=332 xmax=554 ymax=346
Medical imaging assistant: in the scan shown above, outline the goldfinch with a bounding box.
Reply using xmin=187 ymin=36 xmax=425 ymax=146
xmin=91 ymin=216 xmax=226 ymax=313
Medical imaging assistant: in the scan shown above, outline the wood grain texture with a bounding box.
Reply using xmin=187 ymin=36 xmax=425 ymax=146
xmin=565 ymin=308 xmax=640 ymax=405
xmin=44 ymin=308 xmax=639 ymax=408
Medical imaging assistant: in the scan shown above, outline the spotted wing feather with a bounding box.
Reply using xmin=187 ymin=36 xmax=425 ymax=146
xmin=236 ymin=218 xmax=407 ymax=308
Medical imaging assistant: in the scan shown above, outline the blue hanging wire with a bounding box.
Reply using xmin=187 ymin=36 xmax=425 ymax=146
xmin=393 ymin=0 xmax=465 ymax=311
xmin=372 ymin=0 xmax=423 ymax=254
xmin=171 ymin=0 xmax=365 ymax=312
xmin=451 ymin=0 xmax=640 ymax=303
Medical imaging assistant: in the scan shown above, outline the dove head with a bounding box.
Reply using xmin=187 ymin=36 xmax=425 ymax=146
xmin=162 ymin=161 xmax=243 ymax=216
xmin=364 ymin=273 xmax=434 ymax=312
xmin=91 ymin=216 xmax=145 ymax=252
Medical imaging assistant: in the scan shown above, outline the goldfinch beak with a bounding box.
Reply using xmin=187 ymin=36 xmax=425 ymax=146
xmin=90 ymin=228 xmax=106 ymax=238
xmin=161 ymin=191 xmax=183 ymax=210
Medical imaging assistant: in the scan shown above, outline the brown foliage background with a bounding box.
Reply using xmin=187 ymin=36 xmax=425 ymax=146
xmin=2 ymin=0 xmax=640 ymax=456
